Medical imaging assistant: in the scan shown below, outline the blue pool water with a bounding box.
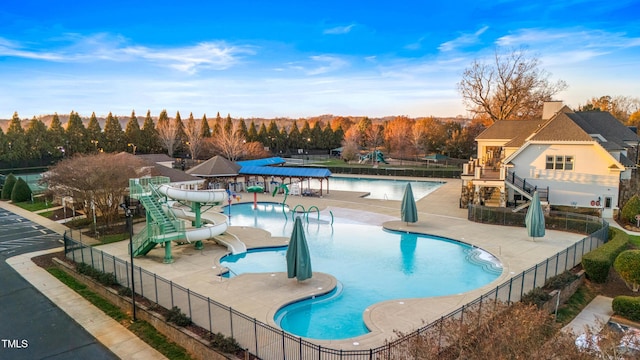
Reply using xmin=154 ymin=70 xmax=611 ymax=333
xmin=221 ymin=202 xmax=502 ymax=340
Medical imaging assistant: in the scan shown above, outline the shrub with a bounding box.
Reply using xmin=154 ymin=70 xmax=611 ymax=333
xmin=521 ymin=287 xmax=551 ymax=308
xmin=1 ymin=173 xmax=17 ymax=200
xmin=582 ymin=228 xmax=629 ymax=283
xmin=613 ymin=250 xmax=640 ymax=292
xmin=612 ymin=296 xmax=640 ymax=322
xmin=209 ymin=332 xmax=242 ymax=354
xmin=76 ymin=262 xmax=117 ymax=286
xmin=166 ymin=306 xmax=191 ymax=327
xmin=620 ymin=194 xmax=640 ymax=224
xmin=11 ymin=177 xmax=32 ymax=203
xmin=544 ymin=271 xmax=578 ymax=290
xmin=118 ymin=287 xmax=133 ymax=297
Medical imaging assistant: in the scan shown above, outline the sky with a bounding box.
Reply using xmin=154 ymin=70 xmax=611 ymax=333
xmin=1 ymin=0 xmax=639 ymax=120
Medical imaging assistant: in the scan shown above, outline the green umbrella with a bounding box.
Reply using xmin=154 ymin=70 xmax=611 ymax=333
xmin=525 ymin=191 xmax=546 ymax=240
xmin=286 ymin=217 xmax=312 ymax=281
xmin=401 ymin=183 xmax=418 ymax=224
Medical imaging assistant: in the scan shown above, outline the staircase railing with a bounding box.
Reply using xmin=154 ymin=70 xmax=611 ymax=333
xmin=506 ymin=170 xmax=549 ymax=202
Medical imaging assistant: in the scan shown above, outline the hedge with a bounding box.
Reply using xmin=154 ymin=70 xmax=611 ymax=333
xmin=612 ymin=296 xmax=640 ymax=322
xmin=613 ymin=250 xmax=640 ymax=291
xmin=581 ymin=228 xmax=629 ymax=283
xmin=11 ymin=177 xmax=32 ymax=203
xmin=1 ymin=173 xmax=17 ymax=200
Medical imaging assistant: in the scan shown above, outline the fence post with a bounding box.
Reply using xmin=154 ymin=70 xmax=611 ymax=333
xmin=170 ymin=281 xmax=174 ymax=308
xmin=187 ymin=289 xmax=192 ymax=319
xmin=154 ymin=273 xmax=158 ymax=304
xmin=138 ymin=267 xmax=143 ymax=298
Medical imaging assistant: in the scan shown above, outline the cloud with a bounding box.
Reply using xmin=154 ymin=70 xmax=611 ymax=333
xmin=122 ymin=42 xmax=254 ymax=74
xmin=323 ymin=24 xmax=355 ymax=35
xmin=438 ymin=26 xmax=489 ymax=52
xmin=0 ymin=37 xmax=65 ymax=61
xmin=287 ymin=55 xmax=349 ymax=75
xmin=496 ymin=28 xmax=640 ymax=50
xmin=0 ymin=34 xmax=253 ymax=74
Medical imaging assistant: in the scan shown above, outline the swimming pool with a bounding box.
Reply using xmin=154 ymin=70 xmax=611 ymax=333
xmin=307 ymin=177 xmax=442 ymax=200
xmin=221 ymin=202 xmax=502 ymax=340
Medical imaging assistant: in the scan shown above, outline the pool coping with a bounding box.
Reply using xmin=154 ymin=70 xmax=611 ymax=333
xmin=92 ymin=175 xmax=586 ymax=350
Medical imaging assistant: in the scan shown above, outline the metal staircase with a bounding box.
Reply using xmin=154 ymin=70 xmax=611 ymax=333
xmin=506 ymin=170 xmax=549 ymax=212
xmin=129 ymin=177 xmax=185 ymax=257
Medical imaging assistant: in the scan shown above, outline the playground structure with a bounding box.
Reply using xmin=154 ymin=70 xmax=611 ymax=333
xmin=358 ymin=150 xmax=388 ymax=164
xmin=129 ymin=176 xmax=246 ymax=263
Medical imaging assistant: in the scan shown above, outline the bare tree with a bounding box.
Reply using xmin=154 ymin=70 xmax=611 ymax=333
xmin=580 ymin=95 xmax=640 ymax=123
xmin=41 ymin=152 xmax=154 ymax=227
xmin=156 ymin=110 xmax=178 ymax=156
xmin=184 ymin=112 xmax=204 ymax=160
xmin=207 ymin=122 xmax=246 ymax=161
xmin=391 ymin=300 xmax=629 ymax=360
xmin=458 ymin=48 xmax=567 ymax=123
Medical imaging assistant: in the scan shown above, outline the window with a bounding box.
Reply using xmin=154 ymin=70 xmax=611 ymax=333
xmin=545 ymin=155 xmax=574 ymax=171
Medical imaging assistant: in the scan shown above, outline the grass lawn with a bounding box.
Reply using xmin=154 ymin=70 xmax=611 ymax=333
xmin=47 ymin=267 xmax=193 ymax=360
xmin=14 ymin=199 xmax=54 ymax=212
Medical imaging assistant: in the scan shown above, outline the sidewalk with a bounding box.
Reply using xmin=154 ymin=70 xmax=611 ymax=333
xmin=6 ymin=248 xmax=167 ymax=360
xmin=563 ymin=295 xmax=614 ymax=335
xmin=0 ymin=200 xmax=166 ymax=360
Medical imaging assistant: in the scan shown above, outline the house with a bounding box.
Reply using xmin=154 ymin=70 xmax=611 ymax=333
xmin=460 ymin=101 xmax=639 ymax=218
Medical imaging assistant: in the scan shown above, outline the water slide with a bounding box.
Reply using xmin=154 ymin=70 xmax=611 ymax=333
xmin=155 ymin=185 xmax=247 ymax=254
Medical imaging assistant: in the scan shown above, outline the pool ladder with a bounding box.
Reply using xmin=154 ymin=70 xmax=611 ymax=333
xmin=291 ymin=204 xmax=333 ymax=225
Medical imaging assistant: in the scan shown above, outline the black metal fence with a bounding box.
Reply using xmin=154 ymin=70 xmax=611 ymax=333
xmin=64 ymin=209 xmax=608 ymax=359
xmin=325 ymin=166 xmax=461 ymax=178
xmin=468 ymin=204 xmax=605 ymax=235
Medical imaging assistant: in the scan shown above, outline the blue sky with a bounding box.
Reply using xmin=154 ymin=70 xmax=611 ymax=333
xmin=1 ymin=0 xmax=639 ymax=119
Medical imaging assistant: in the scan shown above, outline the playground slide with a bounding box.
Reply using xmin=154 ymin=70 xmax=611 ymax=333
xmin=156 ymin=185 xmax=247 ymax=254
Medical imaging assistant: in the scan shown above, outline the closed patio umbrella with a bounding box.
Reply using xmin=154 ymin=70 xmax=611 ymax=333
xmin=525 ymin=191 xmax=546 ymax=240
xmin=401 ymin=183 xmax=418 ymax=224
xmin=286 ymin=217 xmax=312 ymax=281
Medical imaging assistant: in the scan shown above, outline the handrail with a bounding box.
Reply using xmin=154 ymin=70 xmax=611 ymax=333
xmin=306 ymin=206 xmax=320 ymax=223
xmin=291 ymin=204 xmax=305 ymax=220
xmin=506 ymin=170 xmax=549 ymax=202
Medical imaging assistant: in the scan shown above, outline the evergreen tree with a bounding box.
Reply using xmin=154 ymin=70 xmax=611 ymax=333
xmin=199 ymin=114 xmax=211 ymax=138
xmin=288 ymin=121 xmax=302 ymax=150
xmin=140 ymin=110 xmax=160 ymax=153
xmin=25 ymin=116 xmax=49 ymax=160
xmin=173 ymin=111 xmax=187 ymax=155
xmin=124 ymin=110 xmax=142 ymax=153
xmin=246 ymin=120 xmax=258 ymax=142
xmin=86 ymin=112 xmax=103 ymax=152
xmin=65 ymin=111 xmax=88 ymax=155
xmin=300 ymin=120 xmax=312 ymax=150
xmin=322 ymin=122 xmax=337 ymax=150
xmin=212 ymin=112 xmax=222 ymax=136
xmin=236 ymin=118 xmax=248 ymax=140
xmin=224 ymin=113 xmax=234 ymax=134
xmin=5 ymin=112 xmax=28 ymax=162
xmin=311 ymin=121 xmax=323 ymax=149
xmin=103 ymin=112 xmax=125 ymax=153
xmin=11 ymin=177 xmax=32 ymax=203
xmin=47 ymin=113 xmax=66 ymax=158
xmin=266 ymin=120 xmax=280 ymax=151
xmin=0 ymin=128 xmax=6 ymax=162
xmin=257 ymin=123 xmax=268 ymax=146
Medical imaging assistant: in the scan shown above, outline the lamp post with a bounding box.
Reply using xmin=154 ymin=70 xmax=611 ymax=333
xmin=127 ymin=143 xmax=137 ymax=155
xmin=120 ymin=203 xmax=136 ymax=321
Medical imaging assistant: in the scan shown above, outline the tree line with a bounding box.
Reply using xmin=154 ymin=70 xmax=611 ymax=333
xmin=0 ymin=108 xmax=485 ymax=166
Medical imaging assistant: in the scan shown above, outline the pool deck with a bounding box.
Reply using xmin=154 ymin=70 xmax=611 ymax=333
xmin=93 ymin=174 xmax=586 ymax=350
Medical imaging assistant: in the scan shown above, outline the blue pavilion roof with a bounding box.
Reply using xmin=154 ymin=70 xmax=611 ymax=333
xmin=238 ymin=166 xmax=332 ymax=178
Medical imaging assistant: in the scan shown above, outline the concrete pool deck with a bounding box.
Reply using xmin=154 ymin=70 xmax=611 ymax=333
xmin=92 ymin=174 xmax=586 ymax=350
